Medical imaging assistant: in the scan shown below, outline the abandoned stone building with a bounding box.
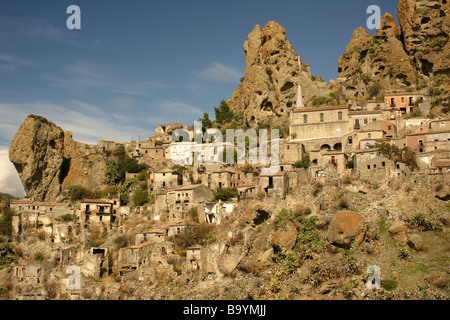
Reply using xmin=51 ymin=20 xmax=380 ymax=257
xmin=79 ymin=199 xmax=119 ymax=223
xmin=384 ymin=91 xmax=428 ymax=114
xmin=197 ymin=201 xmax=236 ymax=224
xmin=150 ymin=169 xmax=182 ymax=192
xmin=406 ymin=130 xmax=450 ymax=153
xmin=259 ymin=170 xmax=289 ymax=198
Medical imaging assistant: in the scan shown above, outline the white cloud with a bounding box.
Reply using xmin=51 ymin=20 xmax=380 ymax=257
xmin=0 ymin=100 xmax=148 ymax=146
xmin=0 ymin=147 xmax=26 ymax=198
xmin=0 ymin=53 xmax=31 ymax=72
xmin=195 ymin=62 xmax=242 ymax=83
xmin=44 ymin=59 xmax=171 ymax=96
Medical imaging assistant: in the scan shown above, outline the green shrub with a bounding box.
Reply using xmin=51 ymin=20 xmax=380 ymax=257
xmin=114 ymin=235 xmax=129 ymax=249
xmin=275 ymin=209 xmax=294 ymax=228
xmin=381 ymin=279 xmax=398 ymax=291
xmin=0 ymin=243 xmax=17 ymax=266
xmin=409 ymin=213 xmax=443 ymax=231
xmin=60 ymin=214 xmax=77 ymax=222
xmin=0 ymin=208 xmax=15 ymax=235
xmin=294 ymin=156 xmax=310 ymax=169
xmin=212 ymin=187 xmax=238 ymax=202
xmin=34 ymin=251 xmax=45 ymax=262
xmin=132 ymin=188 xmax=150 ymax=207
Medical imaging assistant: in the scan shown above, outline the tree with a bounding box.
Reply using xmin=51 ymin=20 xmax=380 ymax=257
xmin=294 ymin=156 xmax=310 ymax=169
xmin=212 ymin=187 xmax=239 ymax=202
xmin=214 ymin=100 xmax=235 ymax=125
xmin=199 ymin=112 xmax=213 ymax=131
xmin=132 ymin=188 xmax=150 ymax=207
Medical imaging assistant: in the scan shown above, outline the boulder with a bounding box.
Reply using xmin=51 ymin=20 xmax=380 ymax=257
xmin=272 ymin=220 xmax=298 ymax=252
xmin=388 ymin=222 xmax=408 ymax=235
xmin=408 ymin=234 xmax=424 ymax=251
xmin=327 ymin=210 xmax=366 ymax=249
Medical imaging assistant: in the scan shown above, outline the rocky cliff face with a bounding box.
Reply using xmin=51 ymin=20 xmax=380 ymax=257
xmin=337 ymin=0 xmax=449 ymax=104
xmin=227 ymin=21 xmax=329 ymax=129
xmin=9 ymin=115 xmax=108 ymax=202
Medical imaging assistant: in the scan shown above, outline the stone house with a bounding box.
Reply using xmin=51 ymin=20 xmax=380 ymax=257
xmin=150 ymin=169 xmax=182 ymax=192
xmin=154 ymin=185 xmax=213 ymax=221
xmin=352 ymin=148 xmax=381 ymax=171
xmin=118 ymin=241 xmax=174 ymax=276
xmin=348 ymin=110 xmax=383 ymax=130
xmin=236 ymin=184 xmax=257 ymax=199
xmin=10 ymin=200 xmax=72 ymax=219
xmin=97 ymin=140 xmax=122 ymax=151
xmin=185 ymin=244 xmax=202 ymax=271
xmin=406 ymin=130 xmax=450 ymax=153
xmin=384 ymin=92 xmax=428 ymax=114
xmin=13 ymin=263 xmax=43 ymax=285
xmin=429 ymin=118 xmax=450 ymax=132
xmin=289 ymin=105 xmax=351 ymax=141
xmin=80 ymin=199 xmax=119 ymax=223
xmin=362 ymin=120 xmax=397 ymax=138
xmin=79 ymin=247 xmax=109 ymax=278
xmin=279 ymin=141 xmax=304 ymax=163
xmin=259 ymin=171 xmax=289 ymax=198
xmin=135 ymin=229 xmax=165 ymax=244
xmin=205 ymin=169 xmax=235 ymax=190
xmin=198 ymin=201 xmax=236 ymax=224
xmin=287 ymin=168 xmax=309 ymax=190
xmin=428 ymin=159 xmax=450 ymax=174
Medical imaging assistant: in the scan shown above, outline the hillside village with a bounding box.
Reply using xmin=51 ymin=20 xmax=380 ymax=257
xmin=1 ymin=0 xmax=449 ymax=301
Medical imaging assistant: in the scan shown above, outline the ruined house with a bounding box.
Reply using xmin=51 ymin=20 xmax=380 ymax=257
xmin=259 ymin=171 xmax=289 ymax=198
xmin=198 ymin=201 xmax=236 ymax=224
xmin=384 ymin=91 xmax=428 ymax=114
xmin=80 ymin=199 xmax=119 ymax=223
xmin=150 ymin=169 xmax=182 ymax=192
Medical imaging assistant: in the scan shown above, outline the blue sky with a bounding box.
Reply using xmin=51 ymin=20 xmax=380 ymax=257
xmin=0 ymin=0 xmax=399 ymax=196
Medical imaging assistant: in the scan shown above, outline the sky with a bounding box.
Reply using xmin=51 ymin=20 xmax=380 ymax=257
xmin=0 ymin=0 xmax=399 ymax=197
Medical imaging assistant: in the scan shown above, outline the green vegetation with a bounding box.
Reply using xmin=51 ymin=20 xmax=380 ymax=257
xmin=68 ymin=185 xmax=102 ymax=202
xmin=214 ymin=100 xmax=235 ymax=125
xmin=0 ymin=207 xmax=15 ymax=235
xmin=368 ymin=83 xmax=382 ymax=99
xmin=114 ymin=235 xmax=129 ymax=249
xmin=60 ymin=214 xmax=77 ymax=222
xmin=293 ymin=156 xmax=310 ymax=169
xmin=312 ymin=95 xmax=332 ymax=106
xmin=0 ymin=243 xmax=17 ymax=266
xmin=212 ymin=187 xmax=239 ymax=202
xmin=132 ymin=188 xmax=150 ymax=207
xmin=105 ymin=146 xmax=149 ymax=186
xmin=171 ymin=224 xmax=214 ymax=256
xmin=381 ymin=279 xmax=398 ymax=291
xmin=189 ymin=206 xmax=199 ymax=223
xmin=408 ymin=213 xmax=443 ymax=232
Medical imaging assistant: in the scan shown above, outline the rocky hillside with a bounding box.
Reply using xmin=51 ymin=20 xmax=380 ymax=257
xmin=336 ymin=0 xmax=449 ymax=108
xmin=9 ymin=115 xmax=108 ymax=202
xmin=227 ymin=21 xmax=329 ymax=129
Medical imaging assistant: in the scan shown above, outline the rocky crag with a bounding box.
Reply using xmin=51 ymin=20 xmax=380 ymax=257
xmin=227 ymin=21 xmax=329 ymax=129
xmin=9 ymin=115 xmax=108 ymax=202
xmin=336 ymin=0 xmax=449 ymax=109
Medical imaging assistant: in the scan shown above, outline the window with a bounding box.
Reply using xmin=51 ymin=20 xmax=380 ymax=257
xmin=364 ymin=119 xmax=368 ymax=124
xmin=370 ymin=153 xmax=375 ymax=159
xmin=361 ymin=154 xmax=365 ymax=159
xmin=303 ymin=114 xmax=308 ymax=123
xmin=440 ymin=122 xmax=445 ymax=130
xmin=401 ymin=97 xmax=404 ymax=103
xmin=388 ymin=125 xmax=392 ymax=130
xmin=320 ymin=113 xmax=324 ymax=122
xmin=338 ymin=112 xmax=343 ymax=120
xmin=368 ymin=133 xmax=371 ymax=138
